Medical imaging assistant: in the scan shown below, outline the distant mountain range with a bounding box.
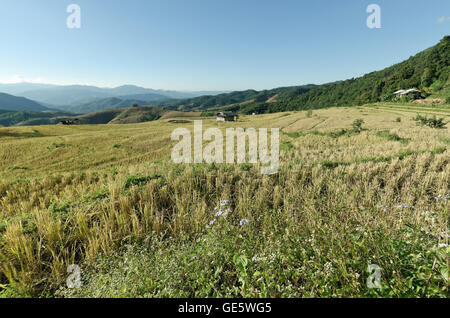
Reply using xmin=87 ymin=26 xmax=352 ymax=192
xmin=60 ymin=97 xmax=156 ymax=114
xmin=0 ymin=83 xmax=228 ymax=111
xmin=0 ymin=36 xmax=448 ymax=118
xmin=0 ymin=92 xmax=49 ymax=112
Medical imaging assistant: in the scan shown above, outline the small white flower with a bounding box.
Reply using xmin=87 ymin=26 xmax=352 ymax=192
xmin=240 ymin=219 xmax=249 ymax=226
xmin=421 ymin=210 xmax=435 ymax=217
xmin=435 ymin=194 xmax=449 ymax=202
xmin=324 ymin=262 xmax=334 ymax=275
xmin=209 ymin=219 xmax=216 ymax=226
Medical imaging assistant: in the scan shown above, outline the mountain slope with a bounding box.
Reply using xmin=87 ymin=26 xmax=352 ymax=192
xmin=159 ymin=36 xmax=449 ymax=113
xmin=161 ymin=85 xmax=317 ymax=111
xmin=59 ymin=97 xmax=152 ymax=114
xmin=8 ymin=84 xmax=225 ymax=106
xmin=246 ymin=36 xmax=450 ymax=112
xmin=0 ymin=92 xmax=48 ymax=111
xmin=0 ymin=105 xmax=169 ymax=127
xmin=116 ymin=93 xmax=173 ymax=103
xmin=0 ymin=110 xmax=71 ymax=126
xmin=279 ymin=35 xmax=450 ymax=110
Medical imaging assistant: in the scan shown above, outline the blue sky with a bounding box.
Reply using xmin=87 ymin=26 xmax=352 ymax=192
xmin=0 ymin=0 xmax=449 ymax=91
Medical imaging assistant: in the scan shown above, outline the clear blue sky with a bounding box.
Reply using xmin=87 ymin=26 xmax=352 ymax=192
xmin=0 ymin=0 xmax=449 ymax=91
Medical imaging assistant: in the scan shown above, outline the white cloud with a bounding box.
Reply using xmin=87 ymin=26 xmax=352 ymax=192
xmin=437 ymin=16 xmax=450 ymax=23
xmin=2 ymin=75 xmax=45 ymax=84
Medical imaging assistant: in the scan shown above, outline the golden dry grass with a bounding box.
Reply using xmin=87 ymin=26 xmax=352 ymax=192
xmin=0 ymin=104 xmax=448 ymax=297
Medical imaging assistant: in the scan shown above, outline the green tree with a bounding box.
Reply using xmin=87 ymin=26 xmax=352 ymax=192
xmin=421 ymin=67 xmax=434 ymax=87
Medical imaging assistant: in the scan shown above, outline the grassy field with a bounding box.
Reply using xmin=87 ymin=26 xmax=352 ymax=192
xmin=0 ymin=104 xmax=448 ymax=297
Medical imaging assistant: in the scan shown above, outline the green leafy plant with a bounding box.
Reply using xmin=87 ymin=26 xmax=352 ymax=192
xmin=352 ymin=119 xmax=364 ymax=132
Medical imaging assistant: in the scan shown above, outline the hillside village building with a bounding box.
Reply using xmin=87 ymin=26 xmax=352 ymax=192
xmin=216 ymin=111 xmax=238 ymax=122
xmin=394 ymin=89 xmax=421 ymax=99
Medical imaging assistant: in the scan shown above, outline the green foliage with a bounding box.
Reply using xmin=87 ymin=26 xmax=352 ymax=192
xmin=200 ymin=111 xmax=214 ymax=117
xmin=376 ymin=131 xmax=409 ymax=144
xmin=321 ymin=160 xmax=340 ymax=169
xmin=55 ymin=205 xmax=449 ymax=298
xmin=414 ymin=114 xmax=447 ymax=129
xmin=429 ymin=80 xmax=444 ymax=92
xmin=124 ymin=173 xmax=161 ymax=188
xmin=280 ymin=141 xmax=294 ymax=151
xmin=352 ymin=119 xmax=364 ymax=132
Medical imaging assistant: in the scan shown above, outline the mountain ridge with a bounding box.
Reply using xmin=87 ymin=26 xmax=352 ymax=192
xmin=0 ymin=83 xmax=229 ymax=107
xmin=0 ymin=92 xmax=48 ymax=112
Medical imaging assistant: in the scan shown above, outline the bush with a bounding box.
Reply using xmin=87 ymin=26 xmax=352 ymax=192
xmin=413 ymin=114 xmax=446 ymax=129
xmin=352 ymin=119 xmax=364 ymax=132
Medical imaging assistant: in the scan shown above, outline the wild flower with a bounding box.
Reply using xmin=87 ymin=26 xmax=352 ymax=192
xmin=252 ymin=255 xmax=268 ymax=262
xmin=435 ymin=194 xmax=450 ymax=202
xmin=215 ymin=210 xmax=224 ymax=217
xmin=240 ymin=219 xmax=249 ymax=226
xmin=437 ymin=243 xmax=448 ymax=248
xmin=324 ymin=262 xmax=334 ymax=275
xmin=421 ymin=210 xmax=434 ymax=217
xmin=209 ymin=219 xmax=216 ymax=226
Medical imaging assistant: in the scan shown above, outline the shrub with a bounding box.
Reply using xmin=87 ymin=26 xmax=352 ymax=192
xmin=352 ymin=119 xmax=364 ymax=132
xmin=124 ymin=173 xmax=161 ymax=188
xmin=413 ymin=114 xmax=446 ymax=129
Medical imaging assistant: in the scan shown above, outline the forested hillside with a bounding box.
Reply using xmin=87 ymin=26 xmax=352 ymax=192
xmin=161 ymin=36 xmax=449 ymax=114
xmin=271 ymin=35 xmax=450 ymax=110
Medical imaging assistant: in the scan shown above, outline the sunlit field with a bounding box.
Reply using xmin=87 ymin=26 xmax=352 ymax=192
xmin=0 ymin=103 xmax=448 ymax=297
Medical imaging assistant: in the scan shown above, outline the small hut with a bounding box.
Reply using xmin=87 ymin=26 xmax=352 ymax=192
xmin=60 ymin=118 xmax=80 ymax=125
xmin=216 ymin=111 xmax=238 ymax=122
xmin=394 ymin=89 xmax=421 ymax=99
